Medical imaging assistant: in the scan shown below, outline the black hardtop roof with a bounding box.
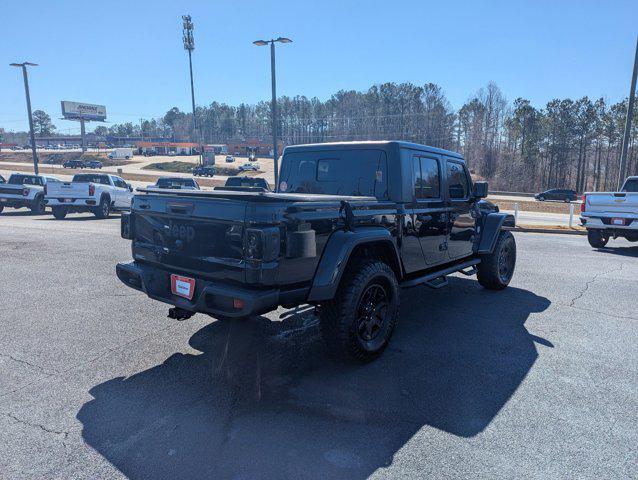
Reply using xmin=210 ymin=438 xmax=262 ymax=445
xmin=283 ymin=140 xmax=464 ymax=160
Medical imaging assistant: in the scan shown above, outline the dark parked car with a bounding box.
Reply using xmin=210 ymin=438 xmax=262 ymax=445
xmin=118 ymin=141 xmax=517 ymax=362
xmin=192 ymin=166 xmax=216 ymax=177
xmin=63 ymin=159 xmax=86 ymax=169
xmin=535 ymin=188 xmax=577 ymax=202
xmin=85 ymin=160 xmax=103 ymax=169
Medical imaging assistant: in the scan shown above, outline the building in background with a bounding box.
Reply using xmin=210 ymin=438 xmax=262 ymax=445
xmin=225 ymin=138 xmax=283 ymax=157
xmin=136 ymin=141 xmax=198 ymax=155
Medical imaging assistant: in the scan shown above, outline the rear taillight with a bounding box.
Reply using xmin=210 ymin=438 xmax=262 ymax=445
xmin=244 ymin=227 xmax=280 ymax=261
xmin=121 ymin=212 xmax=134 ymax=239
xmin=580 ymin=195 xmax=586 ymax=212
xmin=22 ymin=188 xmax=29 ymax=196
xmin=89 ymin=183 xmax=95 ymax=196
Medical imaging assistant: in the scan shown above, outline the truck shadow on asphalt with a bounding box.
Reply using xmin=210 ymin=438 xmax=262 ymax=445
xmin=594 ymin=245 xmax=638 ymax=257
xmin=77 ymin=277 xmax=551 ymax=479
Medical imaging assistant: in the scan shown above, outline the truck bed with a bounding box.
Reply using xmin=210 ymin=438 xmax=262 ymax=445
xmin=137 ymin=187 xmax=377 ymax=203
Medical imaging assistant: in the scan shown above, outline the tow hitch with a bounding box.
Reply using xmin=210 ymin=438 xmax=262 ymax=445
xmin=168 ymin=307 xmax=195 ymax=321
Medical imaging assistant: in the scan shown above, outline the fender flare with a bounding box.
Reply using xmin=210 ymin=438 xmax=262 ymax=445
xmin=477 ymin=212 xmax=515 ymax=254
xmin=307 ymin=227 xmax=402 ymax=302
xmin=100 ymin=192 xmax=111 ymax=206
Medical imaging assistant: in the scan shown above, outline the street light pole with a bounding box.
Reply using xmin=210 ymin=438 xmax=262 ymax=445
xmin=10 ymin=62 xmax=39 ymax=175
xmin=182 ymin=15 xmax=202 ymax=165
xmin=253 ymin=37 xmax=292 ymax=190
xmin=618 ymin=35 xmax=638 ymax=189
xmin=270 ymin=41 xmax=278 ymax=188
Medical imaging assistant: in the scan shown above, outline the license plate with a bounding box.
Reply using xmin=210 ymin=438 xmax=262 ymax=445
xmin=611 ymin=218 xmax=625 ymax=226
xmin=171 ymin=274 xmax=195 ymax=300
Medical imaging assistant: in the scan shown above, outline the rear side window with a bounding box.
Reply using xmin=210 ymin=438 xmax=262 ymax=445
xmin=412 ymin=156 xmax=440 ymax=199
xmin=622 ymin=179 xmax=638 ymax=192
xmin=279 ymin=149 xmax=388 ymax=198
xmin=447 ymin=162 xmax=469 ymax=199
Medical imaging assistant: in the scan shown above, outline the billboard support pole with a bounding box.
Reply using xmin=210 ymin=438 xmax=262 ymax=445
xmin=80 ymin=119 xmax=86 ymax=153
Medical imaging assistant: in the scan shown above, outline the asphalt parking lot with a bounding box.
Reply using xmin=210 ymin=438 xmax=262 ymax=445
xmin=0 ymin=211 xmax=636 ymax=479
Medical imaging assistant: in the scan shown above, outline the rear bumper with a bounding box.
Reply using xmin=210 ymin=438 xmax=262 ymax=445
xmin=580 ymin=215 xmax=638 ymax=230
xmin=116 ymin=261 xmax=288 ymax=318
xmin=46 ymin=198 xmax=97 ymax=207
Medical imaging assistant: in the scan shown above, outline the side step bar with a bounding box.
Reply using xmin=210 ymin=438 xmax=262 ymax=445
xmin=401 ymin=259 xmax=481 ymax=289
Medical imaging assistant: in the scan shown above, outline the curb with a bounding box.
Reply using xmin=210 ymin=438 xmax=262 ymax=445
xmin=504 ymin=226 xmax=587 ymax=236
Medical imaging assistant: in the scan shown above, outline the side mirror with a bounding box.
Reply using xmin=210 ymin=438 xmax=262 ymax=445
xmin=472 ymin=181 xmax=488 ymax=199
xmin=127 ymin=184 xmax=134 ymax=192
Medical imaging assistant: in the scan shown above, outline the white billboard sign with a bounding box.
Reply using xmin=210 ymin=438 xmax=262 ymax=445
xmin=61 ymin=101 xmax=106 ymax=121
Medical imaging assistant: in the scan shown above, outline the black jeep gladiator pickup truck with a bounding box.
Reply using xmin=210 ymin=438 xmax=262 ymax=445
xmin=117 ymin=141 xmax=515 ymax=361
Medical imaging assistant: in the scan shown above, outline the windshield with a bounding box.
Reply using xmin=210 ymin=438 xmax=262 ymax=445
xmin=622 ymin=178 xmax=638 ymax=192
xmin=279 ymin=149 xmax=388 ymax=198
xmin=8 ymin=175 xmax=42 ymax=186
xmin=73 ymin=174 xmax=110 ymax=185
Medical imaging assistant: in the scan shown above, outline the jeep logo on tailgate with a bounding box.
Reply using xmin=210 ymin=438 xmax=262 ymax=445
xmin=165 ymin=222 xmax=196 ymax=243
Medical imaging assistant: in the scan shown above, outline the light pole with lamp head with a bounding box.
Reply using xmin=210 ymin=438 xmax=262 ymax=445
xmin=10 ymin=62 xmax=39 ymax=175
xmin=182 ymin=15 xmax=203 ymax=165
xmin=253 ymin=37 xmax=292 ymax=189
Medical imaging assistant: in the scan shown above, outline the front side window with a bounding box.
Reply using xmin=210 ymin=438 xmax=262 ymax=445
xmin=413 ymin=156 xmax=440 ymax=199
xmin=447 ymin=162 xmax=469 ymax=199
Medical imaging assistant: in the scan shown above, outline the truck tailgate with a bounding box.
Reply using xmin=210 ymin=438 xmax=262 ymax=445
xmin=0 ymin=184 xmax=27 ymax=197
xmin=585 ymin=192 xmax=638 ymax=215
xmin=46 ymin=182 xmax=90 ymax=199
xmin=131 ymin=194 xmax=247 ymax=282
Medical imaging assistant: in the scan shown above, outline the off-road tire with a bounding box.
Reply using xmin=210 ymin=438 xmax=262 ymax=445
xmin=30 ymin=195 xmax=46 ymax=215
xmin=587 ymin=229 xmax=608 ymax=248
xmin=52 ymin=206 xmax=67 ymax=220
xmin=94 ymin=197 xmax=110 ymax=219
xmin=477 ymin=230 xmax=516 ymax=290
xmin=319 ymin=260 xmax=400 ymax=362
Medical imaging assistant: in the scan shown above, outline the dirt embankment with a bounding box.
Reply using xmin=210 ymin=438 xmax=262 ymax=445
xmin=0 ymin=151 xmax=131 ymax=167
xmin=142 ymin=160 xmax=262 ymax=177
xmin=489 ymin=198 xmax=578 ymax=214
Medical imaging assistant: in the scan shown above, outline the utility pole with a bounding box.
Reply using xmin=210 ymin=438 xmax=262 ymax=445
xmin=618 ymin=35 xmax=638 ymax=189
xmin=182 ymin=15 xmax=202 ymax=165
xmin=10 ymin=62 xmax=39 ymax=175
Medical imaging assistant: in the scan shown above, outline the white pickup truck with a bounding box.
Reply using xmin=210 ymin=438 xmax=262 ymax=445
xmin=581 ymin=176 xmax=638 ymax=247
xmin=0 ymin=173 xmax=61 ymax=215
xmin=45 ymin=173 xmax=134 ymax=219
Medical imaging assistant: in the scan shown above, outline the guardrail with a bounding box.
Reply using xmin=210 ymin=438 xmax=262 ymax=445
xmin=489 ymin=190 xmax=537 ymax=198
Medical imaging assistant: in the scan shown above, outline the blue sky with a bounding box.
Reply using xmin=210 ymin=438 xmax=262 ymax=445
xmin=1 ymin=0 xmax=636 ymax=134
